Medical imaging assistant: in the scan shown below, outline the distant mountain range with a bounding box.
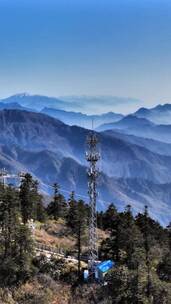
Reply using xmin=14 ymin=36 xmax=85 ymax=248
xmin=0 ymin=93 xmax=69 ymax=111
xmin=59 ymin=95 xmax=142 ymax=114
xmin=97 ymin=115 xmax=154 ymax=131
xmin=135 ymin=104 xmax=171 ymax=124
xmin=0 ymin=93 xmax=140 ymax=114
xmin=103 ymin=130 xmax=171 ymax=157
xmin=0 ymin=102 xmax=31 ymax=111
xmin=1 ymin=94 xmax=171 ymax=224
xmin=0 ymin=109 xmax=171 ymax=224
xmin=97 ymin=115 xmax=171 ymax=143
xmin=0 ymin=94 xmax=124 ymax=128
xmin=1 ymin=93 xmax=171 ymax=128
xmin=41 ymin=108 xmax=123 ymax=128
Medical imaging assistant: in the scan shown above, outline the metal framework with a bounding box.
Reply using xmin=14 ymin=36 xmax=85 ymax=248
xmin=0 ymin=168 xmax=26 ymax=187
xmin=86 ymin=132 xmax=100 ymax=274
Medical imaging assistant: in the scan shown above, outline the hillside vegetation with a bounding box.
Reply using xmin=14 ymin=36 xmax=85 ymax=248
xmin=0 ymin=174 xmax=171 ymax=303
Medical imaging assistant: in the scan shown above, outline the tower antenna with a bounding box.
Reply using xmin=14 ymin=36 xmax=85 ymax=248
xmin=0 ymin=168 xmax=26 ymax=188
xmin=92 ymin=119 xmax=94 ymax=131
xmin=86 ymin=130 xmax=100 ymax=276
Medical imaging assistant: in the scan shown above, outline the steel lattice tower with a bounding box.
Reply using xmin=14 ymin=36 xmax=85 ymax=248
xmin=86 ymin=131 xmax=100 ymax=274
xmin=0 ymin=168 xmax=26 ymax=187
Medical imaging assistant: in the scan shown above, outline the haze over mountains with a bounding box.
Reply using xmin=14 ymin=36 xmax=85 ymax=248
xmin=1 ymin=94 xmax=171 ymax=225
xmin=1 ymin=93 xmax=69 ymax=112
xmin=59 ymin=95 xmax=142 ymax=114
xmin=1 ymin=93 xmax=141 ymax=114
xmin=135 ymin=104 xmax=171 ymax=124
xmin=41 ymin=108 xmax=123 ymax=129
xmin=1 ymin=94 xmax=124 ymax=128
xmin=97 ymin=115 xmax=171 ymax=143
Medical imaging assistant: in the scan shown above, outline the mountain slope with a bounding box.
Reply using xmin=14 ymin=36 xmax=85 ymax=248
xmin=1 ymin=93 xmax=142 ymax=114
xmin=41 ymin=107 xmax=123 ymax=128
xmin=1 ymin=110 xmax=171 ymax=184
xmin=0 ymin=102 xmax=32 ymax=111
xmin=1 ymin=93 xmax=70 ymax=111
xmin=0 ymin=110 xmax=171 ymax=224
xmin=1 ymin=145 xmax=171 ymax=225
xmin=1 ymin=94 xmax=124 ymax=128
xmin=97 ymin=115 xmax=171 ymax=143
xmin=97 ymin=115 xmax=155 ymax=131
xmin=134 ymin=104 xmax=171 ymax=124
xmin=103 ymin=130 xmax=171 ymax=156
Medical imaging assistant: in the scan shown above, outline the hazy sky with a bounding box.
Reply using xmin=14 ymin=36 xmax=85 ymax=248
xmin=1 ymin=0 xmax=171 ymax=109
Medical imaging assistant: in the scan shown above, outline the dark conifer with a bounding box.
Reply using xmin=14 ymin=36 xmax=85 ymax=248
xmin=19 ymin=173 xmax=41 ymax=224
xmin=66 ymin=191 xmax=78 ymax=231
xmin=47 ymin=183 xmax=67 ymax=220
xmin=0 ymin=185 xmax=34 ymax=286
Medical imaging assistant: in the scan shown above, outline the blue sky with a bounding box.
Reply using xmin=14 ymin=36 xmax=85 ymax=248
xmin=0 ymin=0 xmax=171 ymax=110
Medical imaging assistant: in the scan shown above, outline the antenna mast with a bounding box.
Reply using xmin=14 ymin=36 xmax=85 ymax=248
xmin=0 ymin=168 xmax=26 ymax=187
xmin=86 ymin=131 xmax=100 ymax=275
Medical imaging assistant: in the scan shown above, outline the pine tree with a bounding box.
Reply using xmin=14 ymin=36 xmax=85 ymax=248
xmin=14 ymin=223 xmax=34 ymax=282
xmin=157 ymin=252 xmax=171 ymax=282
xmin=102 ymin=203 xmax=117 ymax=230
xmin=106 ymin=265 xmax=145 ymax=304
xmin=19 ymin=173 xmax=41 ymax=224
xmin=66 ymin=191 xmax=78 ymax=231
xmin=167 ymin=222 xmax=171 ymax=252
xmin=100 ymin=205 xmax=144 ymax=268
xmin=0 ymin=186 xmax=20 ymax=259
xmin=97 ymin=211 xmax=104 ymax=230
xmin=136 ymin=206 xmax=152 ymax=300
xmin=100 ymin=210 xmax=121 ymax=261
xmin=47 ymin=183 xmax=67 ymax=220
xmin=36 ymin=200 xmax=47 ymax=222
xmin=0 ymin=185 xmax=34 ymax=286
xmin=123 ymin=205 xmax=144 ymax=269
xmin=66 ymin=193 xmax=88 ymax=278
xmin=75 ymin=200 xmax=88 ymax=278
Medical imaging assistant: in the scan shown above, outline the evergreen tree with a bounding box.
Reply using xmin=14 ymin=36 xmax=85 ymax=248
xmin=13 ymin=223 xmax=34 ymax=282
xmin=122 ymin=205 xmax=144 ymax=269
xmin=106 ymin=266 xmax=145 ymax=304
xmin=97 ymin=210 xmax=104 ymax=230
xmin=0 ymin=185 xmax=34 ymax=286
xmin=75 ymin=200 xmax=88 ymax=278
xmin=36 ymin=199 xmax=47 ymax=222
xmin=0 ymin=186 xmax=20 ymax=259
xmin=19 ymin=173 xmax=45 ymax=224
xmin=66 ymin=193 xmax=88 ymax=278
xmin=157 ymin=253 xmax=171 ymax=282
xmin=100 ymin=210 xmax=121 ymax=261
xmin=66 ymin=191 xmax=78 ymax=231
xmin=100 ymin=205 xmax=144 ymax=267
xmin=102 ymin=203 xmax=118 ymax=231
xmin=19 ymin=173 xmax=41 ymax=224
xmin=47 ymin=183 xmax=67 ymax=220
xmin=136 ymin=206 xmax=152 ymax=300
xmin=167 ymin=222 xmax=171 ymax=251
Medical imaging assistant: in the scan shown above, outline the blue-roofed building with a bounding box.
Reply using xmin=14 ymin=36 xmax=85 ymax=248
xmin=97 ymin=260 xmax=114 ymax=273
xmin=96 ymin=260 xmax=115 ymax=281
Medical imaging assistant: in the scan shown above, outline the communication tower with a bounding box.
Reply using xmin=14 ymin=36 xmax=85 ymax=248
xmin=86 ymin=131 xmax=100 ymax=275
xmin=0 ymin=168 xmax=26 ymax=187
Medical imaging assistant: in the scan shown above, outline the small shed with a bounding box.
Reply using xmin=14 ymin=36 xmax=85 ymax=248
xmin=96 ymin=260 xmax=114 ymax=281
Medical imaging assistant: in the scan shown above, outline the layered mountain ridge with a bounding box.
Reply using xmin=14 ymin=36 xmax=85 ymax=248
xmin=1 ymin=94 xmax=171 ymax=224
xmin=0 ymin=109 xmax=171 ymax=224
xmin=135 ymin=103 xmax=171 ymax=124
xmin=41 ymin=108 xmax=123 ymax=128
xmin=97 ymin=115 xmax=171 ymax=143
